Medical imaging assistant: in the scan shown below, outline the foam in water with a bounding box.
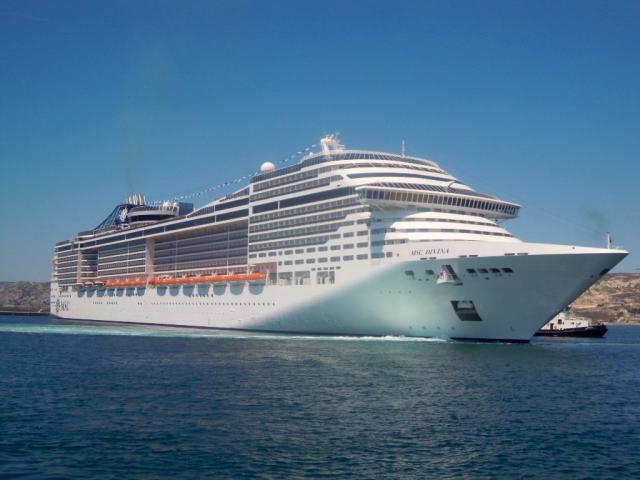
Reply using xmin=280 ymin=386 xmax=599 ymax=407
xmin=0 ymin=321 xmax=447 ymax=342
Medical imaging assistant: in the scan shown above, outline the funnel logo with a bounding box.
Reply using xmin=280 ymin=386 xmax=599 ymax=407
xmin=119 ymin=207 xmax=128 ymax=223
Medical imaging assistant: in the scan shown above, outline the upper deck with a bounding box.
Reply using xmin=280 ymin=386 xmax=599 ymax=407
xmin=55 ymin=137 xmax=521 ymax=249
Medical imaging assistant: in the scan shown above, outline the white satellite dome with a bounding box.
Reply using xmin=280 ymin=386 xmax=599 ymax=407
xmin=260 ymin=161 xmax=276 ymax=172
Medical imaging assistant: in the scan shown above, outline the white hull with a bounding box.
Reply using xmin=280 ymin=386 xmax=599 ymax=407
xmin=51 ymin=241 xmax=626 ymax=342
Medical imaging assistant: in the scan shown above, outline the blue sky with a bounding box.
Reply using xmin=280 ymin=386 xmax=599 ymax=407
xmin=1 ymin=0 xmax=638 ymax=281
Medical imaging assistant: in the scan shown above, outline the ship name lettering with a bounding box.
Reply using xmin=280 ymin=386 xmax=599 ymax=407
xmin=411 ymin=248 xmax=450 ymax=256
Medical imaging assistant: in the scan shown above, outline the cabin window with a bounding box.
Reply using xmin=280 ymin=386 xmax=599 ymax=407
xmin=502 ymin=267 xmax=513 ymax=273
xmin=294 ymin=271 xmax=310 ymax=285
xmin=316 ymin=271 xmax=335 ymax=285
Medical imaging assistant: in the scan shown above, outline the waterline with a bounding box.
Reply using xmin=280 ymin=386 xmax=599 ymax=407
xmin=0 ymin=319 xmax=446 ymax=342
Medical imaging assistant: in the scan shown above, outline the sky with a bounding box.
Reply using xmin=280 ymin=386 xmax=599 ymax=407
xmin=0 ymin=0 xmax=638 ymax=281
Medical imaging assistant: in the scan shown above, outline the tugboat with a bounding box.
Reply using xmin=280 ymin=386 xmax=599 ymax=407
xmin=535 ymin=307 xmax=608 ymax=338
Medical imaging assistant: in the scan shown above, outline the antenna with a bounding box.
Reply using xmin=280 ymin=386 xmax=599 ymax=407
xmin=606 ymin=232 xmax=612 ymax=249
xmin=401 ymin=140 xmax=406 ymax=157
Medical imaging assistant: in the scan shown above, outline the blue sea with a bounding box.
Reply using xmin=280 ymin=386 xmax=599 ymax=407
xmin=1 ymin=316 xmax=639 ymax=479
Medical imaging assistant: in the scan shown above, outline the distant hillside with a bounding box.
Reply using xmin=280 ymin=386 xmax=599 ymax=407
xmin=0 ymin=282 xmax=50 ymax=312
xmin=1 ymin=275 xmax=639 ymax=322
xmin=572 ymin=274 xmax=640 ymax=324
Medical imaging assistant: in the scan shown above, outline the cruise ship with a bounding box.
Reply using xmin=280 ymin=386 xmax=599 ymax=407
xmin=50 ymin=135 xmax=627 ymax=341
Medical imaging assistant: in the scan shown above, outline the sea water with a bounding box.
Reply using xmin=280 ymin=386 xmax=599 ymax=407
xmin=1 ymin=316 xmax=639 ymax=479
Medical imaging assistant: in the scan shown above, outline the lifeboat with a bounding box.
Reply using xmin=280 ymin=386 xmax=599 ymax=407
xmin=144 ymin=273 xmax=268 ymax=287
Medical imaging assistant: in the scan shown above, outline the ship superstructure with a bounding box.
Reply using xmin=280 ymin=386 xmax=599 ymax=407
xmin=51 ymin=135 xmax=627 ymax=341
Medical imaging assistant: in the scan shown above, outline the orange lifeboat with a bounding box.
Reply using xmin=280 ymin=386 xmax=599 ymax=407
xmin=142 ymin=273 xmax=268 ymax=287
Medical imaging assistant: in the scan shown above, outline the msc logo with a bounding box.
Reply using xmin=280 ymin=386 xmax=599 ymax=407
xmin=54 ymin=299 xmax=69 ymax=313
